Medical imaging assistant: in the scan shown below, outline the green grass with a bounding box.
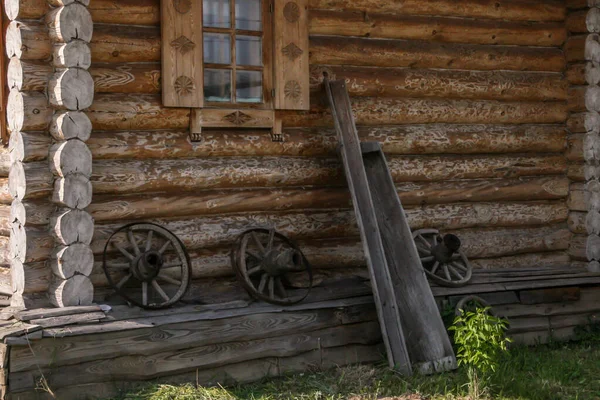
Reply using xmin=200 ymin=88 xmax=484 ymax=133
xmin=112 ymin=334 xmax=600 ymax=400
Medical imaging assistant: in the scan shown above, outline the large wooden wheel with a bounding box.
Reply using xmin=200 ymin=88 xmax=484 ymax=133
xmin=412 ymin=228 xmax=473 ymax=288
xmin=102 ymin=223 xmax=191 ymax=309
xmin=231 ymin=228 xmax=312 ymax=305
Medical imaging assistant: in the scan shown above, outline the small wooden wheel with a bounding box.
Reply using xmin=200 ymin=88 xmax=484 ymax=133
xmin=412 ymin=228 xmax=473 ymax=288
xmin=455 ymin=295 xmax=494 ymax=317
xmin=231 ymin=228 xmax=312 ymax=305
xmin=102 ymin=223 xmax=191 ymax=309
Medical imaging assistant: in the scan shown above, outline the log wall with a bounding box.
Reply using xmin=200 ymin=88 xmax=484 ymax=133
xmin=1 ymin=0 xmax=581 ymax=305
xmin=4 ymin=0 xmax=600 ymax=397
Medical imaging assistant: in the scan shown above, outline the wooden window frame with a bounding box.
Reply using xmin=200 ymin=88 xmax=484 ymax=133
xmin=202 ymin=0 xmax=273 ymax=110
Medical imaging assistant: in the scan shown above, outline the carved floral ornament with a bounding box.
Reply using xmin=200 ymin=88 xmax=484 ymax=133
xmin=171 ymin=35 xmax=196 ymax=55
xmin=174 ymin=76 xmax=195 ymax=96
xmin=173 ymin=0 xmax=192 ymax=14
xmin=283 ymin=2 xmax=300 ymax=22
xmin=223 ymin=111 xmax=253 ymax=125
xmin=282 ymin=43 xmax=303 ymax=61
xmin=284 ymin=80 xmax=301 ymax=99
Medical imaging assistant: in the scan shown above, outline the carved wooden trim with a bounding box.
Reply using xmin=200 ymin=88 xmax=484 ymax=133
xmin=191 ymin=108 xmax=275 ymax=129
xmin=282 ymin=43 xmax=303 ymax=61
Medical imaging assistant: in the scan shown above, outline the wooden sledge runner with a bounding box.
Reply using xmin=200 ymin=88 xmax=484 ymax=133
xmin=324 ymin=78 xmax=456 ymax=375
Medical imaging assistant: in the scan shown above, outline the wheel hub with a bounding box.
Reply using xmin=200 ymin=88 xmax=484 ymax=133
xmin=261 ymin=248 xmax=302 ymax=277
xmin=132 ymin=250 xmax=163 ymax=282
xmin=430 ymin=234 xmax=461 ymax=264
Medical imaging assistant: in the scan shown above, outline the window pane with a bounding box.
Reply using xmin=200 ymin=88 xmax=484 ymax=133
xmin=204 ymin=33 xmax=231 ymax=64
xmin=205 ymin=69 xmax=231 ymax=102
xmin=235 ymin=0 xmax=261 ymax=31
xmin=236 ymin=70 xmax=262 ymax=103
xmin=203 ymin=0 xmax=230 ymax=28
xmin=236 ymin=36 xmax=262 ymax=66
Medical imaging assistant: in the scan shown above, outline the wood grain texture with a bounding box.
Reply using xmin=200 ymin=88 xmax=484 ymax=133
xmin=310 ymin=11 xmax=566 ymax=46
xmin=86 ymin=94 xmax=568 ymax=131
xmin=84 ymin=125 xmax=566 ymax=161
xmin=160 ymin=0 xmax=203 ymax=107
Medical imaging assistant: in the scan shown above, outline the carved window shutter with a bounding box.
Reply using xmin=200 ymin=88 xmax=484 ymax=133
xmin=161 ymin=0 xmax=204 ymax=108
xmin=273 ymin=0 xmax=309 ymax=111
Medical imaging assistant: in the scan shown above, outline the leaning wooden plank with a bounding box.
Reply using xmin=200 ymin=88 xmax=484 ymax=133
xmin=362 ymin=141 xmax=456 ymax=374
xmin=29 ymin=312 xmax=106 ymax=328
xmin=324 ymin=78 xmax=411 ymax=374
xmin=14 ymin=305 xmax=102 ymax=321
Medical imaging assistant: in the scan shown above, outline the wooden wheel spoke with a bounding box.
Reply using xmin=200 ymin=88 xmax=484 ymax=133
xmin=245 ymin=250 xmax=263 ymax=262
xmin=158 ymin=274 xmax=182 ymax=286
xmin=452 ymin=254 xmax=462 ymax=260
xmin=128 ymin=229 xmax=141 ymax=256
xmin=116 ymin=273 xmax=132 ymax=289
xmin=430 ymin=261 xmax=440 ymax=275
xmin=162 ymin=261 xmax=182 ymax=269
xmin=116 ymin=245 xmax=135 ymax=261
xmin=258 ymin=273 xmax=268 ymax=293
xmin=420 ymin=256 xmax=435 ymax=263
xmin=267 ymin=229 xmax=275 ymax=252
xmin=152 ymin=280 xmax=170 ymax=302
xmin=451 ymin=261 xmax=468 ymax=272
xmin=159 ymin=240 xmax=172 ymax=255
xmin=442 ymin=264 xmax=452 ymax=281
xmin=416 ymin=245 xmax=431 ymax=255
xmin=275 ymin=277 xmax=287 ymax=298
xmin=251 ymin=232 xmax=266 ymax=255
xmin=448 ymin=264 xmax=464 ymax=280
xmin=106 ymin=262 xmax=131 ymax=270
xmin=417 ymin=235 xmax=431 ymax=248
xmin=268 ymin=276 xmax=275 ymax=299
xmin=145 ymin=230 xmax=154 ymax=252
xmin=247 ymin=265 xmax=263 ymax=276
xmin=142 ymin=282 xmax=148 ymax=306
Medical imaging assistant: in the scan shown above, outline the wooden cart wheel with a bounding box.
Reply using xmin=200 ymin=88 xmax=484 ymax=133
xmin=455 ymin=295 xmax=493 ymax=317
xmin=102 ymin=222 xmax=191 ymax=309
xmin=231 ymin=228 xmax=312 ymax=305
xmin=412 ymin=228 xmax=473 ymax=288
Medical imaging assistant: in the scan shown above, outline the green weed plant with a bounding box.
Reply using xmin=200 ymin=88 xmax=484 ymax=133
xmin=449 ymin=307 xmax=511 ymax=399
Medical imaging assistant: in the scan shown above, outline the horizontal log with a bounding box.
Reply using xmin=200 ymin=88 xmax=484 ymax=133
xmin=309 ymin=10 xmax=566 ymax=46
xmin=588 ymin=7 xmax=600 ymax=33
xmin=567 ymin=164 xmax=585 ymax=182
xmin=11 ymin=0 xmax=567 ymax=24
xmin=568 ymin=211 xmax=587 ymax=234
xmin=0 ymin=179 xmax=12 ymax=205
xmin=308 ymin=0 xmax=566 ymax=22
xmin=567 ymin=134 xmax=584 ymax=161
xmin=586 ymin=61 xmax=600 ymax=85
xmin=310 ymin=36 xmax=564 ymax=72
xmin=49 ymin=139 xmax=93 ymax=178
xmin=87 ymin=94 xmax=568 ymax=131
xmin=7 ymin=20 xmax=52 ymax=61
xmin=79 ymin=154 xmax=567 ymax=196
xmin=85 ymin=125 xmax=566 ymax=161
xmin=14 ymin=61 xmax=567 ymax=101
xmin=8 ymin=162 xmax=54 ymax=201
xmin=0 ymin=149 xmax=9 ymax=178
xmin=78 ymin=177 xmax=572 ymax=223
xmin=568 ymin=183 xmax=585 ymax=211
xmin=23 ymin=22 xmax=567 ymax=69
xmin=8 ymin=131 xmax=49 ymax=164
xmin=45 ymin=3 xmax=93 ymax=44
xmin=49 ymin=275 xmax=94 ymax=308
xmin=567 ymin=112 xmax=586 ymax=133
xmin=48 ymin=68 xmax=94 ymax=110
xmin=51 ymin=244 xmax=94 ymax=279
xmin=565 ymin=35 xmax=585 ymax=62
xmin=566 ymin=10 xmax=587 ymax=33
xmin=569 ymin=86 xmax=587 ymax=112
xmin=91 ymin=240 xmax=573 ymax=287
xmin=0 ymin=237 xmax=9 ymax=267
xmin=91 ymin=210 xmax=570 ymax=258
xmin=10 ymin=260 xmax=49 ymax=296
xmin=10 ymin=303 xmax=379 ymax=373
xmin=568 ymin=234 xmax=587 ymax=261
xmin=10 ymin=223 xmax=53 ymax=263
xmin=54 ymin=41 xmax=92 ymax=69
xmin=8 ymin=91 xmax=51 ymax=132
xmin=10 ymin=322 xmax=381 ymax=389
xmin=3 ymin=0 xmax=48 ymax=20
xmin=567 ymin=62 xmax=586 ymax=85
